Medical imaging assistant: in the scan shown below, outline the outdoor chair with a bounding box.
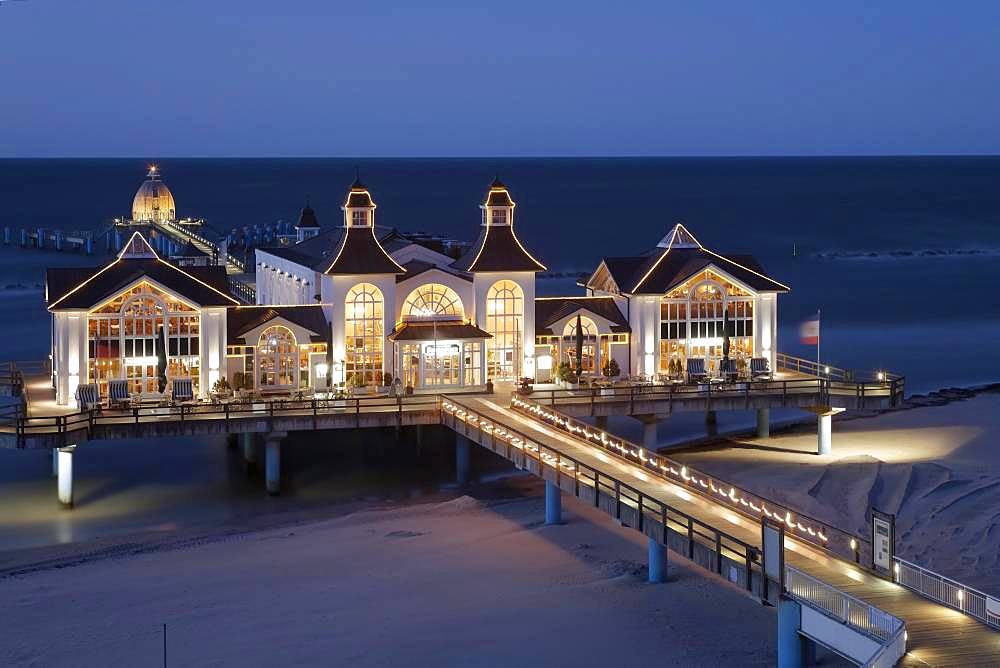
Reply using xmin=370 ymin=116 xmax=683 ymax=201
xmin=75 ymin=383 xmax=101 ymax=412
xmin=720 ymin=359 xmax=739 ymax=383
xmin=108 ymin=379 xmax=131 ymax=409
xmin=171 ymin=378 xmax=195 ymax=404
xmin=686 ymin=358 xmax=707 ymax=384
xmin=750 ymin=357 xmax=772 ymax=381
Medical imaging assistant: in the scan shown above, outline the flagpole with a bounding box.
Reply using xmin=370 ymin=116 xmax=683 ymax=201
xmin=816 ymin=308 xmax=821 ymax=372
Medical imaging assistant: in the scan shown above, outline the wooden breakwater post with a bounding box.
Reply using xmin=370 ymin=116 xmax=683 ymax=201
xmin=3 ymin=227 xmax=10 ymax=245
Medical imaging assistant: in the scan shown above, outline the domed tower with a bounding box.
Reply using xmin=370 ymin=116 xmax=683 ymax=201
xmin=131 ymin=165 xmax=176 ymax=223
xmin=295 ymin=197 xmax=321 ymax=243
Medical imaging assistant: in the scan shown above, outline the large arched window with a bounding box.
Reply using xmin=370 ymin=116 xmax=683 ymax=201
xmin=659 ymin=276 xmax=755 ymax=374
xmin=402 ymin=284 xmax=464 ymax=319
xmin=562 ymin=316 xmax=598 ymax=372
xmin=87 ymin=282 xmax=202 ymax=397
xmin=345 ymin=283 xmax=384 ymax=385
xmin=485 ymin=280 xmax=523 ymax=380
xmin=258 ymin=326 xmax=298 ymax=387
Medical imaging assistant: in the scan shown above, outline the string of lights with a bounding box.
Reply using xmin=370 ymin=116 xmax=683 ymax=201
xmin=508 ymin=395 xmax=835 ymax=547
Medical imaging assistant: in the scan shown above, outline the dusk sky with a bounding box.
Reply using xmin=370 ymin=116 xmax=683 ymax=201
xmin=2 ymin=1 xmax=998 ymax=157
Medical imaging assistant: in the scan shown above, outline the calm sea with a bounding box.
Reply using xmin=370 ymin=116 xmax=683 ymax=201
xmin=2 ymin=157 xmax=999 ymax=392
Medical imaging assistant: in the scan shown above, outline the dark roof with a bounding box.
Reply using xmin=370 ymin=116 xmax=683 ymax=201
xmin=47 ymin=258 xmax=238 ymax=310
xmin=344 ymin=181 xmax=375 ymax=208
xmin=388 ymin=321 xmax=492 ymax=342
xmin=396 ymin=260 xmax=471 ymax=283
xmin=485 ymin=188 xmax=514 ymax=207
xmin=451 ymin=224 xmax=546 ymax=273
xmin=535 ymin=297 xmax=630 ymax=335
xmin=296 ymin=204 xmax=320 ymax=228
xmin=626 ymin=246 xmax=788 ymax=294
xmin=323 ymin=227 xmax=405 ymax=275
xmin=227 ymin=306 xmax=329 ymax=344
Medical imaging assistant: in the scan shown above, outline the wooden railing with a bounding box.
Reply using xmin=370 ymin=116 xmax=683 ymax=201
xmin=522 ymin=374 xmax=904 ymax=411
xmin=1 ymin=394 xmax=443 ymax=446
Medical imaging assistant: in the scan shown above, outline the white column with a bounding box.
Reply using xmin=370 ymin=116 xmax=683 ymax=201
xmin=648 ymin=537 xmax=667 ymax=583
xmin=818 ymin=413 xmax=832 ymax=455
xmin=57 ymin=446 xmax=75 ymax=508
xmin=545 ymin=480 xmax=562 ymax=525
xmin=756 ymin=408 xmax=770 ymax=439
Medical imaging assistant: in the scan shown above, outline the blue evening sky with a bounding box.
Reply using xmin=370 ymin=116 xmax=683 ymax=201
xmin=1 ymin=1 xmax=997 ymax=157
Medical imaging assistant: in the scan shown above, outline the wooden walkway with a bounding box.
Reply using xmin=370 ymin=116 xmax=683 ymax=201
xmin=462 ymin=398 xmax=1000 ymax=667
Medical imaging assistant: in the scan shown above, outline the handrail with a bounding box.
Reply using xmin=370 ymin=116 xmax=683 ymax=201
xmin=4 ymin=394 xmax=443 ymax=442
xmin=893 ymin=556 xmax=1000 ymax=630
xmin=785 ymin=565 xmax=905 ymax=645
xmin=509 ymin=395 xmax=870 ymax=563
xmin=441 ymin=397 xmax=761 ymax=588
xmin=524 ymin=373 xmax=903 ymax=412
xmin=775 ymin=352 xmax=902 ymax=385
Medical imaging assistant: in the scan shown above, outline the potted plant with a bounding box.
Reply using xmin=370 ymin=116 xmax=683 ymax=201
xmin=563 ymin=371 xmax=579 ymax=390
xmin=518 ymin=376 xmax=533 ymax=394
xmin=556 ymin=361 xmax=572 ymax=388
xmin=405 ymin=383 xmax=415 ymax=396
xmin=212 ymin=377 xmax=232 ymax=401
xmin=600 ymin=358 xmax=619 ymax=395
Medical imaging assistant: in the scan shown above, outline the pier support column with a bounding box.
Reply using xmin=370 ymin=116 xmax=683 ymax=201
xmin=545 ymin=480 xmax=562 ymax=525
xmin=455 ymin=434 xmax=471 ymax=485
xmin=635 ymin=416 xmax=660 ymax=451
xmin=777 ymin=595 xmax=803 ymax=668
xmin=756 ymin=408 xmax=770 ymax=439
xmin=241 ymin=433 xmax=257 ymax=467
xmin=817 ymin=413 xmax=832 ymax=456
xmin=52 ymin=448 xmax=59 ymax=477
xmin=264 ymin=432 xmax=285 ymax=496
xmin=595 ymin=415 xmax=608 ymax=430
xmin=57 ymin=446 xmax=75 ymax=508
xmin=647 ymin=537 xmax=667 ymax=583
xmin=705 ymin=410 xmax=718 ymax=438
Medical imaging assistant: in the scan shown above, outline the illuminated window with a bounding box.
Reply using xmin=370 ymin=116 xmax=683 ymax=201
xmin=351 ymin=210 xmax=368 ymax=227
xmin=658 ymin=278 xmax=754 ymax=373
xmin=345 ymin=283 xmax=383 ymax=385
xmin=402 ymin=284 xmax=464 ymax=319
xmin=87 ymin=283 xmax=200 ymax=397
xmin=257 ymin=326 xmax=298 ymax=387
xmin=485 ymin=280 xmax=522 ymax=380
xmin=491 ymin=209 xmax=508 ymax=225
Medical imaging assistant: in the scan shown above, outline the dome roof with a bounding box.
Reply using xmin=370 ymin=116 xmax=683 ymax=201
xmin=296 ymin=200 xmax=320 ymax=228
xmin=132 ymin=166 xmax=176 ymax=223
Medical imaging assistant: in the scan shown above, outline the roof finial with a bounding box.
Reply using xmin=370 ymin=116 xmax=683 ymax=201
xmin=305 ymin=194 xmax=311 ymax=208
xmin=352 ymin=165 xmax=363 ymax=189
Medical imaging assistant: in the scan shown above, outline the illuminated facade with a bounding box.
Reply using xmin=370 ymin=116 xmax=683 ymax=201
xmin=47 ymin=232 xmax=237 ymax=405
xmin=584 ymin=224 xmax=788 ymax=378
xmin=255 ymin=177 xmax=544 ymax=389
xmin=131 ymin=166 xmax=176 ymax=223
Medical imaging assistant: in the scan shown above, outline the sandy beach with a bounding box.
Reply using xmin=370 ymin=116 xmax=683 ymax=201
xmin=0 ymin=492 xmax=781 ymax=668
xmin=670 ymin=387 xmax=1000 ymax=594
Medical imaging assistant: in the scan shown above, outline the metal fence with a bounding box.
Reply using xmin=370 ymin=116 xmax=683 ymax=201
xmin=509 ymin=395 xmax=870 ymax=563
xmin=785 ymin=565 xmax=904 ymax=644
xmin=894 ymin=557 xmax=1000 ymax=630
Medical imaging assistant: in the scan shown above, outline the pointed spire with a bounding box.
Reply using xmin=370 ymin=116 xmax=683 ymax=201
xmin=483 ymin=176 xmax=514 ymax=209
xmin=351 ymin=165 xmax=364 ymax=189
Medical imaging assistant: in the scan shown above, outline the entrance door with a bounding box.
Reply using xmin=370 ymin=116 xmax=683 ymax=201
xmin=422 ymin=342 xmax=460 ymax=387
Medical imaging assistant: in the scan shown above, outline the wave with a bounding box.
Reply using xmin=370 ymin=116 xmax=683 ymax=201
xmin=814 ymin=248 xmax=1000 ymax=260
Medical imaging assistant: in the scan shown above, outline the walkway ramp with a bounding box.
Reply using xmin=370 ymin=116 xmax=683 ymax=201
xmin=448 ymin=397 xmax=1000 ymax=667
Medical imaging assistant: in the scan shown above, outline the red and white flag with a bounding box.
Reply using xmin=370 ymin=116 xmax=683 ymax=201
xmin=800 ymin=313 xmax=820 ymax=345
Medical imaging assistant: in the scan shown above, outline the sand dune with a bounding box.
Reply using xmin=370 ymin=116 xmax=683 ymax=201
xmin=671 ymin=391 xmax=1000 ymax=593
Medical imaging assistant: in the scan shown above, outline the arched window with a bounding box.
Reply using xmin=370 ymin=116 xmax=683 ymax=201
xmin=258 ymin=326 xmax=298 ymax=387
xmin=345 ymin=283 xmax=384 ymax=385
xmin=402 ymin=284 xmax=464 ymax=319
xmin=485 ymin=280 xmax=523 ymax=380
xmin=562 ymin=316 xmax=598 ymax=372
xmin=88 ymin=282 xmax=201 ymax=398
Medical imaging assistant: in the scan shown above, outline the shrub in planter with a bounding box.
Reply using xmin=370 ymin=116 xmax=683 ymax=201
xmin=556 ymin=361 xmax=573 ymax=383
xmin=602 ymin=358 xmax=620 ymax=379
xmin=212 ymin=377 xmax=232 ymax=395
